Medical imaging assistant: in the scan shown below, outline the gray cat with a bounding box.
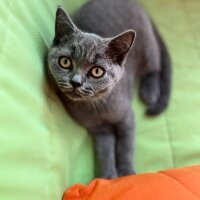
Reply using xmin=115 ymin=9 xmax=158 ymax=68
xmin=47 ymin=0 xmax=171 ymax=179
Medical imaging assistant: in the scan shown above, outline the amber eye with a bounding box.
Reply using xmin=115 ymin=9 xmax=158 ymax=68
xmin=90 ymin=67 xmax=105 ymax=78
xmin=59 ymin=57 xmax=72 ymax=69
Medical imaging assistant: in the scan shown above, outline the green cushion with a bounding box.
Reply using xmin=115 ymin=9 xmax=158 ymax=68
xmin=0 ymin=0 xmax=200 ymax=200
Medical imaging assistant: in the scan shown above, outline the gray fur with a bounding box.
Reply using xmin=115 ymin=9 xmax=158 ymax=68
xmin=47 ymin=0 xmax=171 ymax=178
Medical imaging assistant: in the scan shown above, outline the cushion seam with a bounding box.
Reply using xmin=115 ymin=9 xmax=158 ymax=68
xmin=164 ymin=113 xmax=176 ymax=168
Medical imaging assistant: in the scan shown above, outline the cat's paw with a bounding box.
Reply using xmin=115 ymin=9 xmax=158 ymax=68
xmin=140 ymin=73 xmax=160 ymax=106
xmin=99 ymin=170 xmax=118 ymax=179
xmin=117 ymin=169 xmax=136 ymax=177
xmin=140 ymin=87 xmax=159 ymax=106
xmin=99 ymin=166 xmax=118 ymax=179
xmin=100 ymin=174 xmax=118 ymax=179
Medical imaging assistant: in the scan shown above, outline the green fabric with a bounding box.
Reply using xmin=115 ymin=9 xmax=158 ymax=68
xmin=0 ymin=0 xmax=200 ymax=200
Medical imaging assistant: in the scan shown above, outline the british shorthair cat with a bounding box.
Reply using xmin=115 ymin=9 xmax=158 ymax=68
xmin=47 ymin=0 xmax=171 ymax=178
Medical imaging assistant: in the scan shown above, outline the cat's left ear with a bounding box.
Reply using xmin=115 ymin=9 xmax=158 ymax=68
xmin=106 ymin=30 xmax=136 ymax=65
xmin=54 ymin=6 xmax=78 ymax=44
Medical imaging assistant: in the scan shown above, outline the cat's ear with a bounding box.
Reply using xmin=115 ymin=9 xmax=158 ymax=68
xmin=54 ymin=6 xmax=77 ymax=44
xmin=106 ymin=30 xmax=136 ymax=65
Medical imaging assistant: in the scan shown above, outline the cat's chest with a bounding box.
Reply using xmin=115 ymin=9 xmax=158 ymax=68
xmin=63 ymin=96 xmax=127 ymax=128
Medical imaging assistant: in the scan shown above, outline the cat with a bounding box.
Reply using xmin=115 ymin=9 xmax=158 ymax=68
xmin=47 ymin=0 xmax=171 ymax=179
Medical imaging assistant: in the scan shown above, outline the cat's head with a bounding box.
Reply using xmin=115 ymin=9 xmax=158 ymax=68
xmin=47 ymin=7 xmax=136 ymax=101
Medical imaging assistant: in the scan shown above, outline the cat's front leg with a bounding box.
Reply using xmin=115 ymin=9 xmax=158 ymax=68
xmin=115 ymin=109 xmax=135 ymax=177
xmin=88 ymin=124 xmax=117 ymax=179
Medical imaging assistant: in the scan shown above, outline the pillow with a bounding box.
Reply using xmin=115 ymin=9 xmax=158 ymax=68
xmin=63 ymin=166 xmax=200 ymax=200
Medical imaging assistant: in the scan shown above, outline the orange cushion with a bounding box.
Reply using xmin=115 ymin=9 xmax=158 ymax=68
xmin=63 ymin=166 xmax=200 ymax=200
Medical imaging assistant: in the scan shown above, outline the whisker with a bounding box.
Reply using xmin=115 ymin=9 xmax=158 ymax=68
xmin=81 ymin=90 xmax=93 ymax=95
xmin=90 ymin=99 xmax=98 ymax=115
xmin=94 ymin=98 xmax=105 ymax=114
xmin=99 ymin=96 xmax=107 ymax=105
xmin=85 ymin=87 xmax=94 ymax=92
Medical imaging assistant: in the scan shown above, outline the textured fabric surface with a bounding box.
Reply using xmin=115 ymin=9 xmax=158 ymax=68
xmin=63 ymin=166 xmax=200 ymax=200
xmin=0 ymin=0 xmax=200 ymax=200
xmin=0 ymin=1 xmax=88 ymax=200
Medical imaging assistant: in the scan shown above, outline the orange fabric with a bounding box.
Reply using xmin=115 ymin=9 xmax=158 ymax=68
xmin=63 ymin=166 xmax=200 ymax=200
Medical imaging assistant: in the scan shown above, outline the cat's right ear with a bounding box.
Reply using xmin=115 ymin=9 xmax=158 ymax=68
xmin=106 ymin=30 xmax=136 ymax=65
xmin=54 ymin=6 xmax=77 ymax=44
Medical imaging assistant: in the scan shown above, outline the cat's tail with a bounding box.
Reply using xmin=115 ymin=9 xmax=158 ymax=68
xmin=146 ymin=22 xmax=172 ymax=115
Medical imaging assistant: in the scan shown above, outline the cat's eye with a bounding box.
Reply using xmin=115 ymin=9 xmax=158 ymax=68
xmin=90 ymin=67 xmax=105 ymax=78
xmin=59 ymin=56 xmax=72 ymax=69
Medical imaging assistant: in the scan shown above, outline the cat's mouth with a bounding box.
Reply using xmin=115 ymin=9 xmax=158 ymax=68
xmin=64 ymin=88 xmax=94 ymax=101
xmin=63 ymin=87 xmax=111 ymax=101
xmin=65 ymin=90 xmax=85 ymax=101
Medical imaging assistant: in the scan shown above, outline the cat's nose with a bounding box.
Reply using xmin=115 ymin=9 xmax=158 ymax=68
xmin=70 ymin=80 xmax=82 ymax=88
xmin=70 ymin=74 xmax=83 ymax=88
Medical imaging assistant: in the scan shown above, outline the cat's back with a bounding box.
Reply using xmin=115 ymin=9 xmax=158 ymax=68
xmin=73 ymin=0 xmax=151 ymax=37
